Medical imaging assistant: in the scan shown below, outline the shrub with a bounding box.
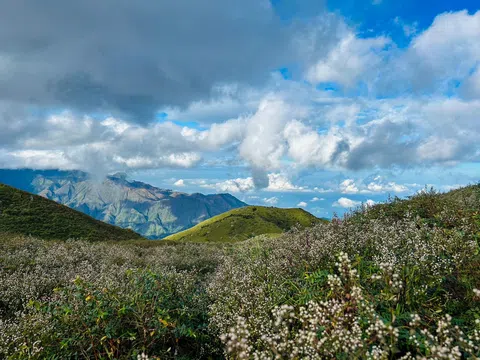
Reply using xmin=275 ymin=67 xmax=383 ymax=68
xmin=209 ymin=210 xmax=480 ymax=358
xmin=2 ymin=185 xmax=480 ymax=359
xmin=0 ymin=236 xmax=224 ymax=359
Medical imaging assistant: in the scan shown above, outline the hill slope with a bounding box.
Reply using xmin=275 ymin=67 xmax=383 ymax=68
xmin=165 ymin=206 xmax=324 ymax=242
xmin=0 ymin=183 xmax=142 ymax=241
xmin=352 ymin=183 xmax=480 ymax=226
xmin=0 ymin=169 xmax=247 ymax=238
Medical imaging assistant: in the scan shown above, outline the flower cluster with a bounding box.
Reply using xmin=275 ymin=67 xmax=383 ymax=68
xmin=218 ymin=253 xmax=479 ymax=359
xmin=209 ymin=195 xmax=480 ymax=359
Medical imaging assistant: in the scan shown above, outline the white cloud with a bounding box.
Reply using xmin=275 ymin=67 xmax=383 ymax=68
xmin=338 ymin=177 xmax=409 ymax=194
xmin=284 ymin=119 xmax=346 ymax=168
xmin=310 ymin=197 xmax=324 ymax=202
xmin=200 ymin=173 xmax=307 ymax=193
xmin=394 ymin=17 xmax=418 ymax=37
xmin=314 ymin=187 xmax=335 ymax=193
xmin=263 ymin=197 xmax=279 ymax=205
xmin=238 ymin=98 xmax=296 ymax=185
xmin=365 ymin=199 xmax=376 ymax=207
xmin=333 ymin=197 xmax=376 ymax=208
xmin=1 ymin=9 xmax=480 ymax=192
xmin=333 ymin=197 xmax=361 ymax=208
xmin=6 ymin=150 xmax=76 ymax=170
xmin=297 ymin=201 xmax=308 ymax=208
xmin=306 ymin=32 xmax=391 ymax=87
xmin=266 ymin=173 xmax=307 ymax=192
xmin=205 ymin=177 xmax=255 ymax=193
xmin=112 ymin=152 xmax=201 ymax=169
xmin=339 ymin=179 xmax=360 ymax=194
xmin=174 ymin=179 xmax=185 ymax=187
xmin=409 ymin=11 xmax=480 ymax=84
xmin=462 ymin=67 xmax=480 ymax=99
xmin=366 ymin=181 xmax=408 ymax=193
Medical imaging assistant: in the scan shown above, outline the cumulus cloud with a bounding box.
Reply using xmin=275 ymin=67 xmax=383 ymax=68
xmin=310 ymin=197 xmax=324 ymax=202
xmin=404 ymin=10 xmax=480 ymax=92
xmin=263 ymin=197 xmax=279 ymax=205
xmin=461 ymin=68 xmax=480 ymax=99
xmin=366 ymin=181 xmax=408 ymax=193
xmin=200 ymin=173 xmax=307 ymax=193
xmin=1 ymin=8 xmax=480 ymax=191
xmin=238 ymin=98 xmax=293 ymax=179
xmin=204 ymin=177 xmax=255 ymax=193
xmin=337 ymin=177 xmax=409 ymax=194
xmin=333 ymin=197 xmax=361 ymax=208
xmin=333 ymin=197 xmax=376 ymax=208
xmin=0 ymin=0 xmax=323 ymax=122
xmin=339 ymin=179 xmax=360 ymax=194
xmin=0 ymin=111 xmax=251 ymax=175
xmin=174 ymin=179 xmax=185 ymax=187
xmin=267 ymin=173 xmax=307 ymax=192
xmin=297 ymin=201 xmax=308 ymax=208
xmin=365 ymin=199 xmax=376 ymax=207
xmin=306 ymin=33 xmax=391 ymax=87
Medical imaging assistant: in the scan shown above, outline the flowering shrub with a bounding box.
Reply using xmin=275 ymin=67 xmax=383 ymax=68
xmin=209 ymin=187 xmax=480 ymax=358
xmin=217 ymin=253 xmax=480 ymax=359
xmin=0 ymin=237 xmax=224 ymax=359
xmin=1 ymin=185 xmax=480 ymax=359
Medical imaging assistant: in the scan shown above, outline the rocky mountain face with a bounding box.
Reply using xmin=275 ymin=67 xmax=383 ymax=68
xmin=0 ymin=169 xmax=247 ymax=238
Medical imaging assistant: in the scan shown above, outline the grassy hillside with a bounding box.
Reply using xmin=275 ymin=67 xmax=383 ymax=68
xmin=351 ymin=183 xmax=480 ymax=227
xmin=165 ymin=205 xmax=324 ymax=242
xmin=0 ymin=183 xmax=142 ymax=241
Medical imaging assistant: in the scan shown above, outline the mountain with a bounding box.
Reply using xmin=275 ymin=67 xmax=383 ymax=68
xmin=165 ymin=206 xmax=325 ymax=243
xmin=0 ymin=183 xmax=142 ymax=241
xmin=0 ymin=169 xmax=247 ymax=239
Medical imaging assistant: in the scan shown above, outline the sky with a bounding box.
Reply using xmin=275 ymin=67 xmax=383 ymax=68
xmin=0 ymin=0 xmax=479 ymax=218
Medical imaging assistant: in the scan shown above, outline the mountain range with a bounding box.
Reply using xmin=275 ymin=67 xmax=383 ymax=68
xmin=0 ymin=169 xmax=246 ymax=239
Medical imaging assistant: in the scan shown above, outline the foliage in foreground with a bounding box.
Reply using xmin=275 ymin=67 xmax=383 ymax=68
xmin=0 ymin=237 xmax=224 ymax=359
xmin=209 ymin=185 xmax=480 ymax=359
xmin=1 ymin=185 xmax=480 ymax=359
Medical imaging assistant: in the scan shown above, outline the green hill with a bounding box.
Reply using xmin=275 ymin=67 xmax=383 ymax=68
xmin=0 ymin=183 xmax=143 ymax=241
xmin=352 ymin=183 xmax=480 ymax=227
xmin=165 ymin=206 xmax=325 ymax=243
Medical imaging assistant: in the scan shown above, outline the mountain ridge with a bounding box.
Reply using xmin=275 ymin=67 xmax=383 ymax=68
xmin=0 ymin=183 xmax=142 ymax=241
xmin=0 ymin=169 xmax=247 ymax=239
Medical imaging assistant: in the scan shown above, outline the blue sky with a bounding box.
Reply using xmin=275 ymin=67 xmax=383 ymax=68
xmin=0 ymin=0 xmax=479 ymax=218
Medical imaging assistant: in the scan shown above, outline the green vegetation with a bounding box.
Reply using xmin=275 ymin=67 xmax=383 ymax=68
xmin=0 ymin=183 xmax=142 ymax=241
xmin=352 ymin=184 xmax=480 ymax=225
xmin=165 ymin=206 xmax=324 ymax=242
xmin=1 ymin=185 xmax=480 ymax=359
xmin=0 ymin=235 xmax=225 ymax=359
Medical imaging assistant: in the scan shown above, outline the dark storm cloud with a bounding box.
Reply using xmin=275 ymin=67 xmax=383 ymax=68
xmin=0 ymin=0 xmax=306 ymax=122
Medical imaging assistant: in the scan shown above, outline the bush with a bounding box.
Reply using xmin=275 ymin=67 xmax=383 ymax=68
xmin=209 ymin=208 xmax=480 ymax=358
xmin=3 ymin=268 xmax=217 ymax=359
xmin=1 ymin=185 xmax=480 ymax=359
xmin=0 ymin=236 xmax=224 ymax=359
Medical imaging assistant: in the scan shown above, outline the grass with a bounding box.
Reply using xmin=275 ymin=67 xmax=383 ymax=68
xmin=164 ymin=206 xmax=325 ymax=243
xmin=0 ymin=183 xmax=143 ymax=241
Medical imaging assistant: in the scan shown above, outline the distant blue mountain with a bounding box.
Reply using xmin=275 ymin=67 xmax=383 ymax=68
xmin=0 ymin=169 xmax=247 ymax=239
